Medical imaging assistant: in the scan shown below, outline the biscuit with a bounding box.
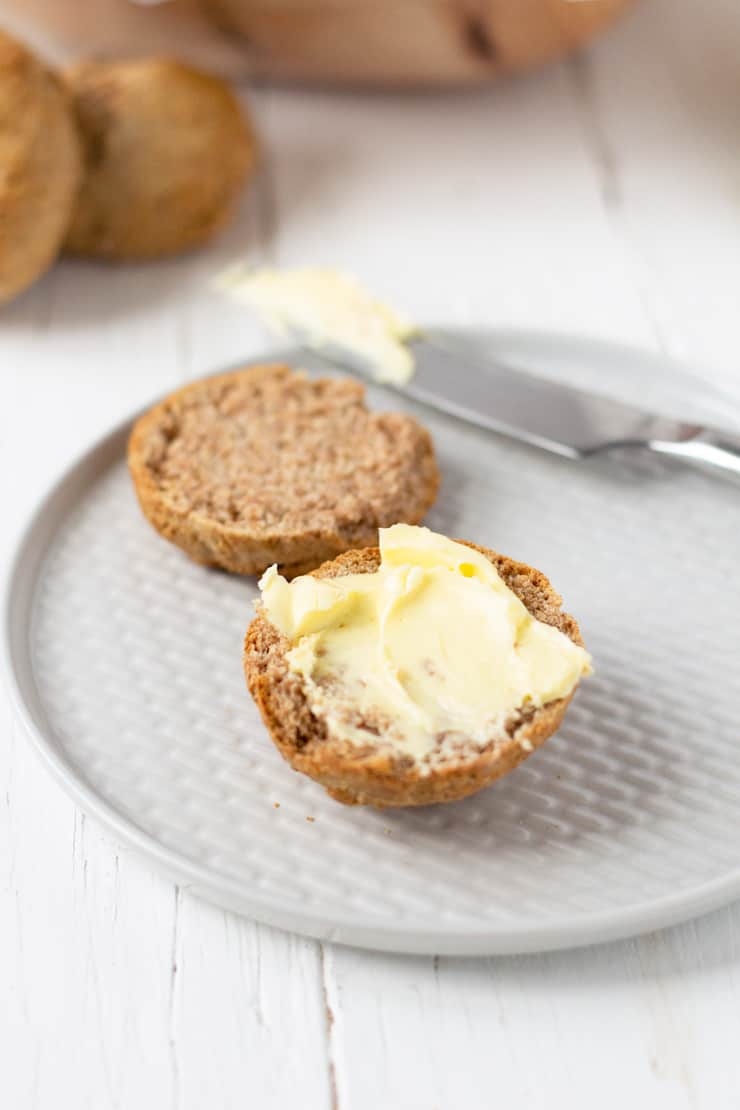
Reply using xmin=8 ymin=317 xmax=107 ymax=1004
xmin=244 ymin=542 xmax=585 ymax=807
xmin=0 ymin=30 xmax=81 ymax=303
xmin=129 ymin=364 xmax=440 ymax=576
xmin=63 ymin=58 xmax=256 ymax=259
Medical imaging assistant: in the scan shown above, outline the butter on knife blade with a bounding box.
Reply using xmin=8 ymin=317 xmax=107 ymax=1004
xmin=217 ymin=265 xmax=417 ymax=385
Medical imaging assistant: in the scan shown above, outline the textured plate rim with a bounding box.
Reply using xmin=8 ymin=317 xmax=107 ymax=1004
xmin=4 ymin=332 xmax=740 ymax=956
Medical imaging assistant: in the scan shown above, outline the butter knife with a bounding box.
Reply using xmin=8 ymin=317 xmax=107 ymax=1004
xmin=308 ymin=332 xmax=740 ymax=480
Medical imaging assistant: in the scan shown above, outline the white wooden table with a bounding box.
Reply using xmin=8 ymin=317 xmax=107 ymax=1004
xmin=3 ymin=1 xmax=740 ymax=1105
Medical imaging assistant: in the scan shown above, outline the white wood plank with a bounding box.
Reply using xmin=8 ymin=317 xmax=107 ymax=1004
xmin=262 ymin=73 xmax=657 ymax=348
xmin=568 ymin=0 xmax=740 ymax=400
xmin=0 ymin=713 xmax=176 ymax=1109
xmin=327 ymin=906 xmax=740 ymax=1110
xmin=1 ymin=264 xmax=183 ymax=1110
xmin=0 ymin=213 xmax=331 ymax=1107
xmin=171 ymin=898 xmax=331 ymax=1110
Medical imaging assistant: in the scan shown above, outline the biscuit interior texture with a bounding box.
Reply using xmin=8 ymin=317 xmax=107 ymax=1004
xmin=128 ymin=364 xmax=440 ymax=576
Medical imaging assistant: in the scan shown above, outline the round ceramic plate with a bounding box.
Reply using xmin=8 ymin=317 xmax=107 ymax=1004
xmin=5 ymin=330 xmax=740 ymax=956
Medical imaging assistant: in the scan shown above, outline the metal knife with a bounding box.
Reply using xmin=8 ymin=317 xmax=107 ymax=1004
xmin=308 ymin=332 xmax=740 ymax=480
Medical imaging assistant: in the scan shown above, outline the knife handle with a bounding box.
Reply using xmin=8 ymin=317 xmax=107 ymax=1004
xmin=648 ymin=429 xmax=740 ymax=480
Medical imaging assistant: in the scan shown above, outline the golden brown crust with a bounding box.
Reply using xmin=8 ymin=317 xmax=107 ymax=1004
xmin=128 ymin=364 xmax=440 ymax=576
xmin=0 ymin=31 xmax=81 ymax=303
xmin=244 ymin=542 xmax=585 ymax=807
xmin=62 ymin=57 xmax=256 ymax=259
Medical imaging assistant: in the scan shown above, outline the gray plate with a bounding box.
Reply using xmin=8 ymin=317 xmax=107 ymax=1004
xmin=4 ymin=329 xmax=740 ymax=955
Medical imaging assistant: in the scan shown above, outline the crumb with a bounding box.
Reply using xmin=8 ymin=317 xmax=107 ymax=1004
xmin=383 ymin=827 xmax=392 ymax=835
xmin=273 ymin=802 xmax=280 ymax=808
xmin=306 ymin=815 xmax=315 ymax=823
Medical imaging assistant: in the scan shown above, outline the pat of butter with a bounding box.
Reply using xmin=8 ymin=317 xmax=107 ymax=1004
xmin=220 ymin=266 xmax=417 ymax=386
xmin=258 ymin=525 xmax=592 ymax=762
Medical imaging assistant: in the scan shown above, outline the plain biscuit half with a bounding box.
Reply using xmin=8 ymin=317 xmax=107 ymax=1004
xmin=128 ymin=364 xmax=440 ymax=576
xmin=244 ymin=542 xmax=586 ymax=807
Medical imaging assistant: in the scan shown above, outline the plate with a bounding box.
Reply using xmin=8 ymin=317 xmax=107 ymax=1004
xmin=5 ymin=330 xmax=740 ymax=956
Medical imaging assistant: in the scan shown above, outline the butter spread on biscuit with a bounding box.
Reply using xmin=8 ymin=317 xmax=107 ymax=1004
xmin=219 ymin=266 xmax=416 ymax=385
xmin=258 ymin=525 xmax=592 ymax=762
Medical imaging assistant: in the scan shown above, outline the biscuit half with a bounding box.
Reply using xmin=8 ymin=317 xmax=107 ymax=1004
xmin=129 ymin=364 xmax=440 ymax=576
xmin=244 ymin=542 xmax=585 ymax=807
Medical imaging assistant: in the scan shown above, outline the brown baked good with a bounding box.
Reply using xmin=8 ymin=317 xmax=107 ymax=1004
xmin=244 ymin=543 xmax=585 ymax=807
xmin=128 ymin=364 xmax=440 ymax=576
xmin=63 ymin=57 xmax=256 ymax=259
xmin=0 ymin=30 xmax=81 ymax=304
xmin=200 ymin=0 xmax=633 ymax=86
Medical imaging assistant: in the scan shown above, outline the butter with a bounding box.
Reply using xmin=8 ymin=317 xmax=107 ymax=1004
xmin=219 ymin=266 xmax=417 ymax=386
xmin=259 ymin=525 xmax=591 ymax=762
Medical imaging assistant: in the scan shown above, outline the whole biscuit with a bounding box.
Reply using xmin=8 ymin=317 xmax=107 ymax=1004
xmin=0 ymin=30 xmax=81 ymax=303
xmin=63 ymin=57 xmax=256 ymax=259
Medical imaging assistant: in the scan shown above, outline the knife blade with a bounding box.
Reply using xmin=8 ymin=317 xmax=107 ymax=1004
xmin=309 ymin=331 xmax=740 ymax=480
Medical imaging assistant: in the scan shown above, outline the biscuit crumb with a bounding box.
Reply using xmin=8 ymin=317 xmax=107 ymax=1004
xmin=273 ymin=802 xmax=280 ymax=808
xmin=306 ymin=815 xmax=315 ymax=823
xmin=129 ymin=364 xmax=439 ymax=577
